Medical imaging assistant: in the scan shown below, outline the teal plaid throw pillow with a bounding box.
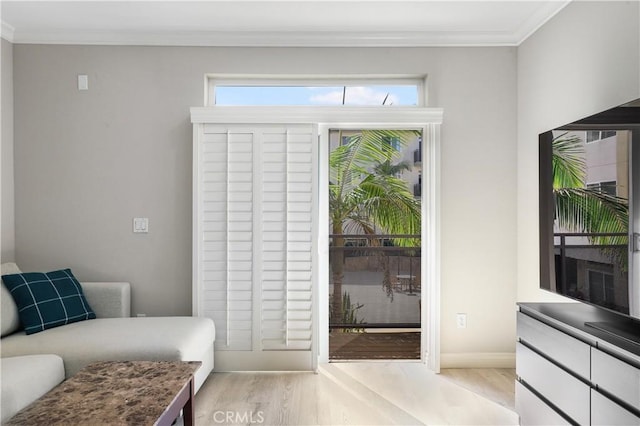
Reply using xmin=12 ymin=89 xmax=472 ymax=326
xmin=1 ymin=269 xmax=96 ymax=334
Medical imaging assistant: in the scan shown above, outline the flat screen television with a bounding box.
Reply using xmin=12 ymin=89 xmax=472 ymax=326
xmin=539 ymin=98 xmax=640 ymax=335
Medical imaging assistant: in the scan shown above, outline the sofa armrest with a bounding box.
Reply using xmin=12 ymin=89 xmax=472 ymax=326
xmin=81 ymin=282 xmax=131 ymax=318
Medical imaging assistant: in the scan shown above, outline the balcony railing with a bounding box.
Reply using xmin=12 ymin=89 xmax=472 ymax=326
xmin=329 ymin=234 xmax=421 ymax=330
xmin=553 ymin=232 xmax=629 ymax=311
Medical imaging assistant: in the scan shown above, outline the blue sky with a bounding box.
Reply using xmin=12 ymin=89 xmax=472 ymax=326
xmin=215 ymin=85 xmax=418 ymax=106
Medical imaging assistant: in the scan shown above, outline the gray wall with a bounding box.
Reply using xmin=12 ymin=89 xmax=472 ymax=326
xmin=517 ymin=1 xmax=640 ymax=302
xmin=12 ymin=45 xmax=518 ymax=361
xmin=1 ymin=38 xmax=14 ymax=262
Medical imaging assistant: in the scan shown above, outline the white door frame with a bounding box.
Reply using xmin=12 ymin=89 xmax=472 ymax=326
xmin=191 ymin=106 xmax=442 ymax=372
xmin=317 ymin=118 xmax=441 ymax=372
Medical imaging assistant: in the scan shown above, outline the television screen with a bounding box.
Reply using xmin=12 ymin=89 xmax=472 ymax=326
xmin=539 ymin=99 xmax=640 ymax=319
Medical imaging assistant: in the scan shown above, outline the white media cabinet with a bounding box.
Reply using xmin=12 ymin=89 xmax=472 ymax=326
xmin=516 ymin=303 xmax=640 ymax=425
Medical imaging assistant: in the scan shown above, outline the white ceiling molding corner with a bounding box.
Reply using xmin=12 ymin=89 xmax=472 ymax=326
xmin=513 ymin=0 xmax=572 ymax=45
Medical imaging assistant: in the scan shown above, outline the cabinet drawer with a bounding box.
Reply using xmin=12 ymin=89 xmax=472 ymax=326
xmin=517 ymin=342 xmax=590 ymax=425
xmin=517 ymin=312 xmax=590 ymax=379
xmin=591 ymin=389 xmax=640 ymax=425
xmin=516 ymin=381 xmax=570 ymax=426
xmin=592 ymin=348 xmax=640 ymax=410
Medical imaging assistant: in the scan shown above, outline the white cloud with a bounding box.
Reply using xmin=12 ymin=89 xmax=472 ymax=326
xmin=309 ymin=86 xmax=399 ymax=106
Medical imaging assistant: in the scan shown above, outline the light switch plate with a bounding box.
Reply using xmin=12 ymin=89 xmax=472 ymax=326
xmin=456 ymin=313 xmax=467 ymax=329
xmin=78 ymin=74 xmax=88 ymax=91
xmin=133 ymin=217 xmax=149 ymax=233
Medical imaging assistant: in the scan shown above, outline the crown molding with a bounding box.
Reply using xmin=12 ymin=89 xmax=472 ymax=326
xmin=514 ymin=0 xmax=571 ymax=44
xmin=1 ymin=1 xmax=571 ymax=47
xmin=8 ymin=29 xmax=526 ymax=47
xmin=1 ymin=21 xmax=15 ymax=43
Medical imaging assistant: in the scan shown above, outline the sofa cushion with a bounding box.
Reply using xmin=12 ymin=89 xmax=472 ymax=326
xmin=2 ymin=269 xmax=96 ymax=334
xmin=1 ymin=354 xmax=65 ymax=423
xmin=1 ymin=263 xmax=22 ymax=337
xmin=1 ymin=316 xmax=216 ymax=391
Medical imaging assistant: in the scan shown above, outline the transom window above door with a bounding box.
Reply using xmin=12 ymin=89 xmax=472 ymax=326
xmin=206 ymin=76 xmax=426 ymax=107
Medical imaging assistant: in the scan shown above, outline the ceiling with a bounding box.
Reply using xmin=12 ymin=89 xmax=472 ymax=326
xmin=1 ymin=1 xmax=571 ymax=47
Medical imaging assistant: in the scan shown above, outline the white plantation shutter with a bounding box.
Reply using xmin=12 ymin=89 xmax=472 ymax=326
xmin=261 ymin=128 xmax=314 ymax=350
xmin=201 ymin=129 xmax=253 ymax=351
xmin=195 ymin=123 xmax=315 ymax=358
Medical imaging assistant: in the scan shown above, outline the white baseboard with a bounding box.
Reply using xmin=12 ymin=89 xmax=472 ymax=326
xmin=214 ymin=350 xmax=313 ymax=372
xmin=440 ymin=352 xmax=515 ymax=369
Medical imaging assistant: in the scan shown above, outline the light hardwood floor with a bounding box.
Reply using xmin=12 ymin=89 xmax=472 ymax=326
xmin=194 ymin=363 xmax=518 ymax=425
xmin=439 ymin=368 xmax=516 ymax=411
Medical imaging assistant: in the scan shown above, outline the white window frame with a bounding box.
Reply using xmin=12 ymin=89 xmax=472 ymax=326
xmin=586 ymin=180 xmax=617 ymax=196
xmin=204 ymin=74 xmax=428 ymax=107
xmin=586 ymin=130 xmax=617 ymax=143
xmin=587 ymin=268 xmax=615 ymax=304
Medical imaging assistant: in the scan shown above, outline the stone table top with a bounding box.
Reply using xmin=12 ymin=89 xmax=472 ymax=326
xmin=6 ymin=360 xmax=201 ymax=426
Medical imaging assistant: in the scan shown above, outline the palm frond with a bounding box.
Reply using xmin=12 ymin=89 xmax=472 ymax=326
xmin=329 ymin=129 xmax=419 ymax=230
xmin=373 ymin=160 xmax=413 ymax=176
xmin=552 ymin=132 xmax=586 ymax=189
xmin=348 ymin=174 xmax=421 ymax=247
xmin=337 ymin=130 xmax=418 ymax=171
xmin=555 ymin=187 xmax=628 ymax=246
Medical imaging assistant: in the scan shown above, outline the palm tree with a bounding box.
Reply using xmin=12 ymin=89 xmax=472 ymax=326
xmin=373 ymin=159 xmax=413 ymax=177
xmin=372 ymin=157 xmax=416 ymax=299
xmin=330 ymin=130 xmax=421 ymax=323
xmin=552 ymin=132 xmax=628 ymax=259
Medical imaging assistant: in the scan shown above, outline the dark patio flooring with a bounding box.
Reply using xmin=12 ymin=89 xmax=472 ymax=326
xmin=329 ymin=331 xmax=421 ymax=360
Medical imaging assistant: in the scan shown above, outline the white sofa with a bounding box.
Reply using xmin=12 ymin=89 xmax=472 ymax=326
xmin=0 ymin=263 xmax=215 ymax=423
xmin=1 ymin=354 xmax=65 ymax=424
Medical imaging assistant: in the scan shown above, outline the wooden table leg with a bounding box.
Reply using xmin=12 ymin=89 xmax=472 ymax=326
xmin=183 ymin=378 xmax=195 ymax=426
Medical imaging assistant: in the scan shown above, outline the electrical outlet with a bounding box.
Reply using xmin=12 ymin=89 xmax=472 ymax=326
xmin=456 ymin=313 xmax=467 ymax=329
